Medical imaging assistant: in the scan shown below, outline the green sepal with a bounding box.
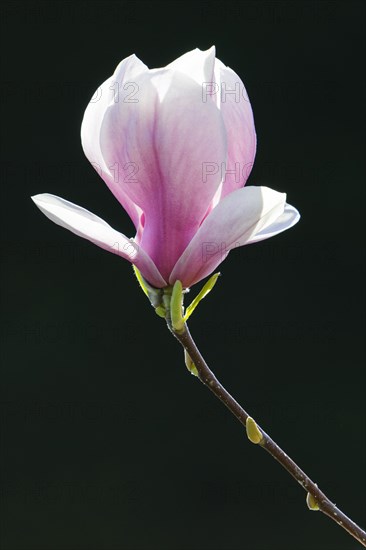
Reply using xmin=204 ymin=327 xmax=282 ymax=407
xmin=184 ymin=272 xmax=220 ymax=321
xmin=133 ymin=265 xmax=149 ymax=297
xmin=170 ymin=280 xmax=185 ymax=334
xmin=133 ymin=265 xmax=167 ymax=310
xmin=155 ymin=306 xmax=166 ymax=318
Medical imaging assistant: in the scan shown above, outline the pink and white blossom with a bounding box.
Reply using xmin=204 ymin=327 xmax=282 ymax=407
xmin=32 ymin=47 xmax=299 ymax=289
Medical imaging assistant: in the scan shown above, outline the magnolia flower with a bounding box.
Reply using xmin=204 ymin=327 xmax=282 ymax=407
xmin=32 ymin=47 xmax=299 ymax=289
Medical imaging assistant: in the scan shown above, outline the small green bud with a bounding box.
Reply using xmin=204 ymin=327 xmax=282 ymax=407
xmin=306 ymin=492 xmax=320 ymax=511
xmin=246 ymin=417 xmax=263 ymax=444
xmin=184 ymin=350 xmax=199 ymax=377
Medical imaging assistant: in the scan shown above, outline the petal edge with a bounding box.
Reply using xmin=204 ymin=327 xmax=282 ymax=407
xmin=32 ymin=193 xmax=167 ymax=288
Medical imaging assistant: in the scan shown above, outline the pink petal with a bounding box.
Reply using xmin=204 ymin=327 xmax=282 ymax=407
xmin=170 ymin=186 xmax=289 ymax=288
xmin=99 ymin=67 xmax=227 ymax=280
xmin=213 ymin=58 xmax=256 ymax=200
xmin=31 ymin=194 xmax=167 ymax=288
xmin=81 ymin=54 xmax=148 ymax=230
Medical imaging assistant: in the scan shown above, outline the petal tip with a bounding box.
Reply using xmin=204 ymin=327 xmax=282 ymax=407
xmin=288 ymin=204 xmax=301 ymax=226
xmin=31 ymin=193 xmax=44 ymax=206
xmin=31 ymin=193 xmax=55 ymax=207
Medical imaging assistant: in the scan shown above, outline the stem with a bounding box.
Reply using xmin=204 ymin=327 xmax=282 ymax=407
xmin=168 ymin=321 xmax=366 ymax=547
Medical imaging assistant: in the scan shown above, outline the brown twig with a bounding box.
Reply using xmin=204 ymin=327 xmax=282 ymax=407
xmin=168 ymin=320 xmax=366 ymax=547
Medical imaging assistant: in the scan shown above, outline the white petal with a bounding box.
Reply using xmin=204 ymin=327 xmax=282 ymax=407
xmin=212 ymin=58 xmax=256 ymax=197
xmin=170 ymin=186 xmax=288 ymax=288
xmin=32 ymin=194 xmax=167 ymax=287
xmin=167 ymin=46 xmax=216 ymax=87
xmin=246 ymin=203 xmax=300 ymax=244
xmin=81 ymin=54 xmax=148 ymax=229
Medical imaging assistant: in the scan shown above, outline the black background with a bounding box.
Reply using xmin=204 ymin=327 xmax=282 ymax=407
xmin=0 ymin=1 xmax=365 ymax=549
